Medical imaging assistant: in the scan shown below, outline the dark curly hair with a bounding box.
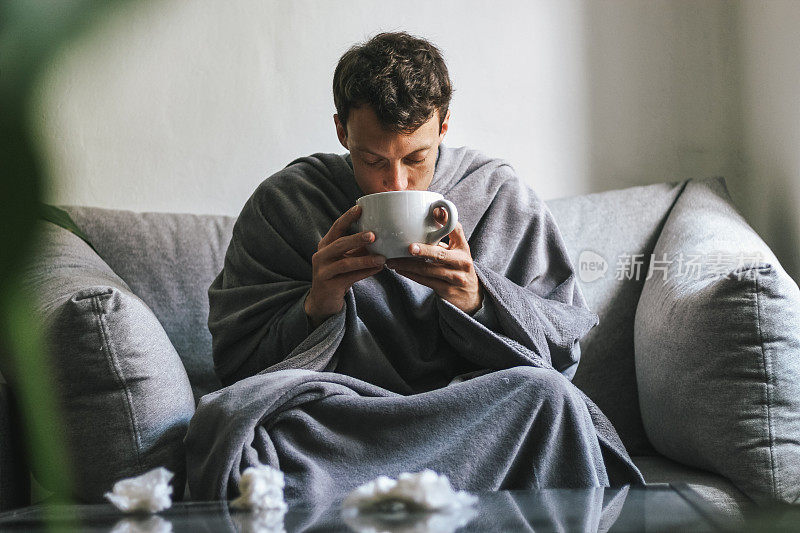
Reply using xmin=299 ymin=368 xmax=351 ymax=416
xmin=333 ymin=31 xmax=453 ymax=135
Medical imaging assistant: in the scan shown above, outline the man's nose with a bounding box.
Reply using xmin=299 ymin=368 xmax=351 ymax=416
xmin=384 ymin=162 xmax=409 ymax=191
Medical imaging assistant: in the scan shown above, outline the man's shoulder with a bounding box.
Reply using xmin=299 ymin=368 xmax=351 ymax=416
xmin=245 ymin=151 xmax=355 ymax=218
xmin=260 ymin=152 xmax=349 ymax=184
xmin=435 ymin=144 xmax=525 ymax=192
xmin=251 ymin=152 xmax=350 ymax=195
xmin=438 ymin=144 xmax=508 ymax=166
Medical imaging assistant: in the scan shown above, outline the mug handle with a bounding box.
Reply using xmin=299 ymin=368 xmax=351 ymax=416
xmin=425 ymin=199 xmax=459 ymax=244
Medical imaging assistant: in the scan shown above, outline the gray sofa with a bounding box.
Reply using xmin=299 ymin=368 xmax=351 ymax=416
xmin=4 ymin=176 xmax=800 ymax=525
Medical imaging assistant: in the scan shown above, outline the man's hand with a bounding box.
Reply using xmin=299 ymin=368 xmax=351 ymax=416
xmin=385 ymin=212 xmax=483 ymax=314
xmin=305 ymin=205 xmax=386 ymax=328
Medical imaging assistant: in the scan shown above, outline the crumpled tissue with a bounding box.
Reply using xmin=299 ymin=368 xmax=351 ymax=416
xmin=231 ymin=508 xmax=287 ymax=533
xmin=110 ymin=515 xmax=173 ymax=533
xmin=342 ymin=469 xmax=478 ymax=512
xmin=230 ymin=464 xmax=288 ymax=513
xmin=342 ymin=505 xmax=477 ymax=533
xmin=104 ymin=467 xmax=174 ymax=513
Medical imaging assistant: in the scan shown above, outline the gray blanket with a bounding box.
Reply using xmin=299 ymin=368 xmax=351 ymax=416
xmin=186 ymin=144 xmax=645 ymax=502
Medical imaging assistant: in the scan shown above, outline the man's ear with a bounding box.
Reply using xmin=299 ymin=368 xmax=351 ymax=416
xmin=439 ymin=108 xmax=451 ymax=139
xmin=334 ymin=114 xmax=349 ymax=150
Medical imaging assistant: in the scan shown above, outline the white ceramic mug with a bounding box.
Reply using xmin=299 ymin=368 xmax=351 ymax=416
xmin=355 ymin=191 xmax=459 ymax=259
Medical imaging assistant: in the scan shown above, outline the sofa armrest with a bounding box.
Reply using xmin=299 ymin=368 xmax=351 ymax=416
xmin=15 ymin=222 xmax=196 ymax=503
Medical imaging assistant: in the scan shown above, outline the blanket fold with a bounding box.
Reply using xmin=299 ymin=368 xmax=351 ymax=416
xmin=193 ymin=144 xmax=644 ymax=502
xmin=186 ymin=367 xmax=643 ymax=503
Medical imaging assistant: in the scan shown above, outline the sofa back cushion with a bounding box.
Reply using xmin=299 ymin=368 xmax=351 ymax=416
xmin=66 ymin=207 xmax=236 ymax=401
xmin=20 ymin=223 xmax=196 ymax=502
xmin=634 ymin=178 xmax=800 ymax=504
xmin=546 ymin=180 xmax=686 ymax=455
xmin=64 ymin=179 xmax=693 ymax=458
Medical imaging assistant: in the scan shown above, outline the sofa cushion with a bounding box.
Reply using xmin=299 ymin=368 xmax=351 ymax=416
xmin=18 ymin=222 xmax=196 ymax=503
xmin=632 ymin=455 xmax=752 ymax=525
xmin=634 ymin=177 xmax=800 ymax=504
xmin=546 ymin=181 xmax=685 ymax=455
xmin=65 ymin=206 xmax=236 ymax=401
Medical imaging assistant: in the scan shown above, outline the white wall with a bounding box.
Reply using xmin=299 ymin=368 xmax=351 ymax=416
xmin=582 ymin=1 xmax=742 ymax=192
xmin=735 ymin=1 xmax=800 ymax=281
xmin=30 ymin=0 xmax=799 ymax=279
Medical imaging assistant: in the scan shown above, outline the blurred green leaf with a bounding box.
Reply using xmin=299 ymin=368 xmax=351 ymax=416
xmin=0 ymin=0 xmax=131 ymax=512
xmin=40 ymin=204 xmax=97 ymax=254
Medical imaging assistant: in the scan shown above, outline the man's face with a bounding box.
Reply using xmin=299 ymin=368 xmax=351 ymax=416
xmin=334 ymin=105 xmax=450 ymax=195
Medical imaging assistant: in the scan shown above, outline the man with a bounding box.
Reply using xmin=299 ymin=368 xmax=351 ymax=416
xmin=187 ymin=32 xmax=643 ymax=503
xmin=305 ymin=40 xmax=484 ymax=329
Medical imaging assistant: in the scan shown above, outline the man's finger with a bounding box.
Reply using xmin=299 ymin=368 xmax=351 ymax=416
xmin=407 ymin=241 xmax=462 ymax=267
xmin=433 ymin=207 xmax=448 ymax=226
xmin=333 ymin=264 xmax=385 ymax=287
xmin=321 ymin=254 xmax=386 ymax=279
xmin=387 ymin=259 xmax=466 ymax=285
xmin=385 ymin=257 xmax=424 ymax=270
xmin=344 ymin=245 xmax=370 ymax=257
xmin=393 ymin=269 xmax=450 ymax=293
xmin=448 ymin=222 xmax=468 ymax=250
xmin=321 ymin=231 xmax=374 ymax=259
xmin=319 ymin=205 xmax=362 ymax=249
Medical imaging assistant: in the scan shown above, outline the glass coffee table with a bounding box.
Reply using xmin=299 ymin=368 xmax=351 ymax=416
xmin=0 ymin=483 xmax=727 ymax=532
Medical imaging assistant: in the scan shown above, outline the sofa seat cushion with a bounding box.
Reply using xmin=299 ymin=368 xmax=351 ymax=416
xmin=633 ymin=455 xmax=752 ymax=525
xmin=18 ymin=222 xmax=196 ymax=503
xmin=634 ymin=177 xmax=800 ymax=505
